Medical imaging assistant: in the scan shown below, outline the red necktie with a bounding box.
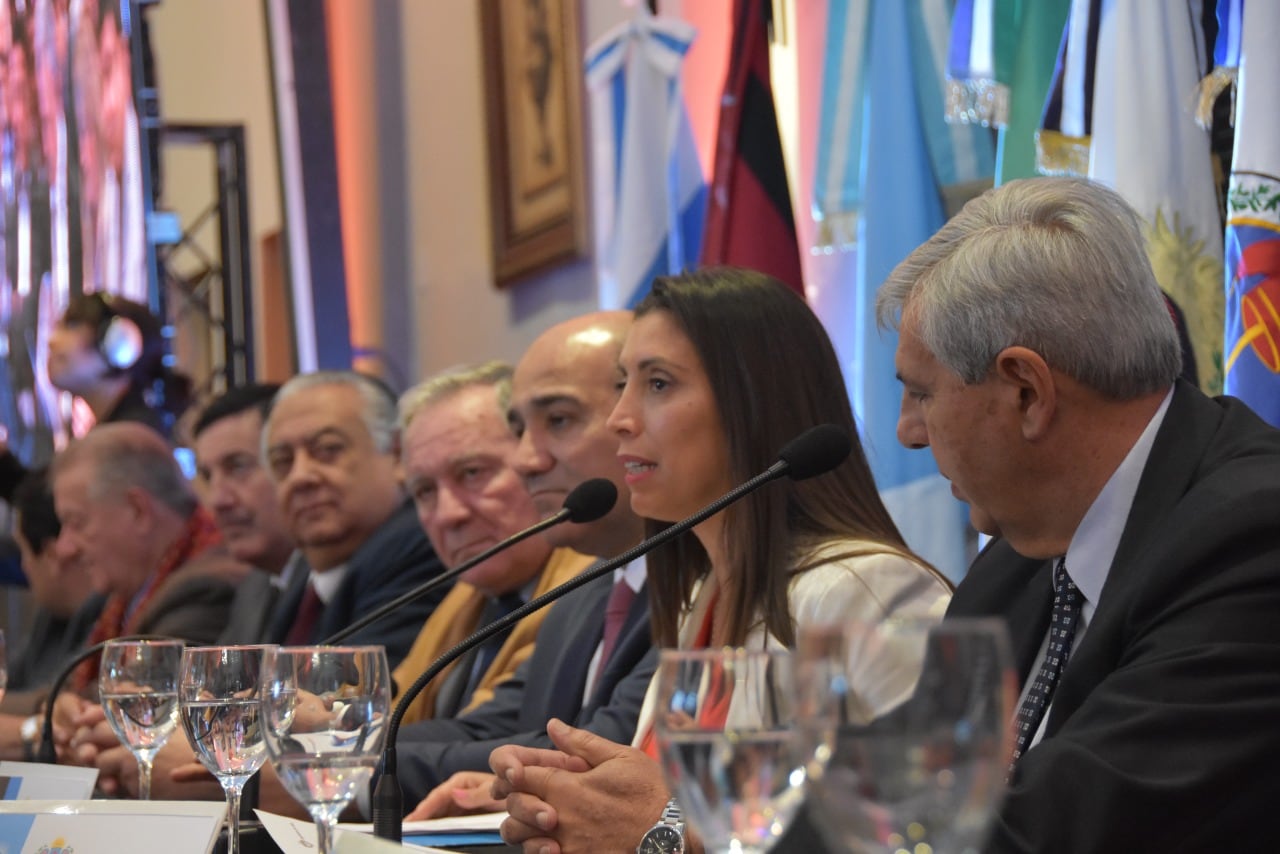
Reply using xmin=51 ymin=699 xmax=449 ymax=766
xmin=285 ymin=582 xmax=324 ymax=645
xmin=594 ymin=580 xmax=637 ymax=687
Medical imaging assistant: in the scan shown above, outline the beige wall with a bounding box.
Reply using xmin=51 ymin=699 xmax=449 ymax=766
xmin=150 ymin=0 xmax=641 ymax=388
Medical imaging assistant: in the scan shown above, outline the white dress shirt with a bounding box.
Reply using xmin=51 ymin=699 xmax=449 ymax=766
xmin=1018 ymin=387 xmax=1173 ymax=749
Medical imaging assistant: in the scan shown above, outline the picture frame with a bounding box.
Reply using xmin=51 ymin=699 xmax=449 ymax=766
xmin=480 ymin=0 xmax=588 ymax=286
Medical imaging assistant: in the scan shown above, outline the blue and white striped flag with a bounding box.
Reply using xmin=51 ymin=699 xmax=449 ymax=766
xmin=813 ymin=0 xmax=995 ymax=581
xmin=811 ymin=0 xmax=871 ymax=249
xmin=585 ymin=11 xmax=706 ymax=309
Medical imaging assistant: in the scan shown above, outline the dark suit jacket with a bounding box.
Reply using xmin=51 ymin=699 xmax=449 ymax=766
xmin=393 ymin=569 xmax=656 ymax=805
xmin=958 ymin=383 xmax=1280 ymax=851
xmin=132 ymin=543 xmax=250 ymax=643
xmin=782 ymin=383 xmax=1280 ymax=852
xmin=264 ymin=500 xmax=447 ymax=669
xmin=218 ymin=558 xmax=309 ymax=645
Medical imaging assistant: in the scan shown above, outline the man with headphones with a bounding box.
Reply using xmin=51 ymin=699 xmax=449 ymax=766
xmin=0 ymin=291 xmax=190 ymax=504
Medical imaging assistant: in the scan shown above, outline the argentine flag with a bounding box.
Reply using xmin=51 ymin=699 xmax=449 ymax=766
xmin=586 ymin=11 xmax=707 ymax=309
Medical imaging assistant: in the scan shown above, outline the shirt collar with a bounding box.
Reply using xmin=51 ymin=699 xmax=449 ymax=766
xmin=1065 ymin=387 xmax=1174 ymax=606
xmin=615 ymin=556 xmax=647 ymax=593
xmin=309 ymin=563 xmax=349 ymax=605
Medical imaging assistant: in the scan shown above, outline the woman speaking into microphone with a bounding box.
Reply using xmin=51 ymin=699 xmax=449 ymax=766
xmin=489 ymin=268 xmax=952 ymax=853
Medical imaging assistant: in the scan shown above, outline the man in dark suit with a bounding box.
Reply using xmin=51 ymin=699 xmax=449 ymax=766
xmin=188 ymin=383 xmax=306 ymax=645
xmin=84 ymin=373 xmax=450 ymax=803
xmin=391 ymin=311 xmax=655 ymax=819
xmin=260 ymin=371 xmax=447 ymax=665
xmin=801 ymin=176 xmax=1280 ymax=852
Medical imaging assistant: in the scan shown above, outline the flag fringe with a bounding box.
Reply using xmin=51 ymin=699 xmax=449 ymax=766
xmin=1194 ymin=65 xmax=1238 ymax=130
xmin=944 ymin=77 xmax=1010 ymax=127
xmin=811 ymin=211 xmax=860 ymax=252
xmin=941 ymin=178 xmax=995 ymax=219
xmin=1035 ymin=129 xmax=1091 ymax=177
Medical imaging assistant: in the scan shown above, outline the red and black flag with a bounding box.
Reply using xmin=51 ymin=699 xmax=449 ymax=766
xmin=699 ymin=0 xmax=805 ymax=296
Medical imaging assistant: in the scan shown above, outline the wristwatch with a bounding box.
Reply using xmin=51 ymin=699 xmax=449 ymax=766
xmin=637 ymin=797 xmax=685 ymax=854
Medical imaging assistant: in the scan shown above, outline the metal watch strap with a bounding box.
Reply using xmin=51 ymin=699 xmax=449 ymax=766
xmin=637 ymin=797 xmax=685 ymax=854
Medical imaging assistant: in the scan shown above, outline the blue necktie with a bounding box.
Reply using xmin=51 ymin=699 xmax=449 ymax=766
xmin=1009 ymin=559 xmax=1082 ymax=774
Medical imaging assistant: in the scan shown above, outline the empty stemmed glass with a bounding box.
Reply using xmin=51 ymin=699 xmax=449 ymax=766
xmin=179 ymin=645 xmax=271 ymax=854
xmin=653 ymin=648 xmax=803 ymax=854
xmin=260 ymin=645 xmax=390 ymax=854
xmin=98 ymin=638 xmax=185 ymax=800
xmin=796 ymin=618 xmax=1016 ymax=853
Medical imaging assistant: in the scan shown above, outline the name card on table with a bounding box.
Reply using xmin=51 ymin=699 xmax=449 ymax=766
xmin=0 ymin=762 xmax=98 ymax=801
xmin=255 ymin=810 xmax=455 ymax=853
xmin=0 ymin=800 xmax=226 ymax=854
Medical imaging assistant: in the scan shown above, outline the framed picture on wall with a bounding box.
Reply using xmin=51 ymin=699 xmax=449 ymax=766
xmin=480 ymin=0 xmax=588 ymax=286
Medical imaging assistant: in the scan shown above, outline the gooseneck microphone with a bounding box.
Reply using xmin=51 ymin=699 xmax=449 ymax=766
xmin=324 ymin=478 xmax=618 ymax=645
xmin=36 ymin=634 xmax=179 ymax=764
xmin=371 ymin=424 xmax=852 ymax=839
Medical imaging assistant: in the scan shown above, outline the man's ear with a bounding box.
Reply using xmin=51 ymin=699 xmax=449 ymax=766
xmin=121 ymin=485 xmax=154 ymax=530
xmin=994 ymin=346 xmax=1056 ymax=440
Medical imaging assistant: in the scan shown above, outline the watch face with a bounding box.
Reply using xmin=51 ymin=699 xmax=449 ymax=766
xmin=638 ymin=824 xmax=684 ymax=854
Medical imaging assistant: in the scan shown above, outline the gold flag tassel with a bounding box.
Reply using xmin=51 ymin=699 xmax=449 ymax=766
xmin=1194 ymin=65 xmax=1237 ymax=130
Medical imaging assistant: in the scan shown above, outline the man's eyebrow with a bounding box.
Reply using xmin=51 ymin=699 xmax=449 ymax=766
xmin=529 ymin=393 xmax=579 ymax=411
xmin=267 ymin=426 xmax=348 ymax=453
xmin=447 ymin=452 xmax=501 ymax=470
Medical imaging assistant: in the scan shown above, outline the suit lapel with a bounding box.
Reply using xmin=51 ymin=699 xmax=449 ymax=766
xmin=585 ymin=582 xmax=651 ymax=712
xmin=545 ymin=574 xmax=613 ymax=722
xmin=265 ymin=562 xmax=310 ymax=643
xmin=1096 ymin=382 xmax=1219 ymax=610
xmin=949 ymin=540 xmax=1054 ymax=685
xmin=1046 ymin=383 xmax=1224 ymax=733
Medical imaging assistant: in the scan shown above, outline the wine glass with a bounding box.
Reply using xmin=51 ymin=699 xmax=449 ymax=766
xmin=653 ymin=648 xmax=803 ymax=853
xmin=98 ymin=638 xmax=185 ymax=800
xmin=796 ymin=618 xmax=1016 ymax=853
xmin=260 ymin=645 xmax=390 ymax=854
xmin=179 ymin=645 xmax=271 ymax=854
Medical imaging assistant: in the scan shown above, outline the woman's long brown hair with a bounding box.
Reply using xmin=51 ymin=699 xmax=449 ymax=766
xmin=637 ymin=269 xmax=941 ymax=649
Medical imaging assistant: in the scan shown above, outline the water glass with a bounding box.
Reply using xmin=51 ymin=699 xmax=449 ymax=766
xmin=653 ymin=648 xmax=803 ymax=854
xmin=99 ymin=638 xmax=185 ymax=800
xmin=797 ymin=618 xmax=1016 ymax=853
xmin=260 ymin=645 xmax=390 ymax=854
xmin=179 ymin=645 xmax=271 ymax=854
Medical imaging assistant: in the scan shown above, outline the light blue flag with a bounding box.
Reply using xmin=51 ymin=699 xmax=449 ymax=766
xmin=815 ymin=0 xmax=995 ymax=581
xmin=585 ymin=11 xmax=707 ymax=309
xmin=812 ymin=0 xmax=872 ymax=249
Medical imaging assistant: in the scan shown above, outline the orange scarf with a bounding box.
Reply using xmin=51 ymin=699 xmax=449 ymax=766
xmin=641 ymin=591 xmax=728 ymax=759
xmin=72 ymin=507 xmax=223 ymax=693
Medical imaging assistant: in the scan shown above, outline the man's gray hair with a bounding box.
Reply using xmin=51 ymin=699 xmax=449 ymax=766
xmin=273 ymin=371 xmax=399 ymax=453
xmin=876 ymin=177 xmax=1181 ymax=399
xmin=398 ymin=361 xmax=513 ymax=432
xmin=52 ymin=422 xmax=198 ymax=516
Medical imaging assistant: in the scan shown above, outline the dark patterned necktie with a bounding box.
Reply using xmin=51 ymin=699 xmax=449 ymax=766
xmin=1009 ymin=559 xmax=1082 ymax=774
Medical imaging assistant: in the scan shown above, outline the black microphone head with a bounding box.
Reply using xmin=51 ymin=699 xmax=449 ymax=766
xmin=562 ymin=478 xmax=618 ymax=523
xmin=778 ymin=424 xmax=852 ymax=480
